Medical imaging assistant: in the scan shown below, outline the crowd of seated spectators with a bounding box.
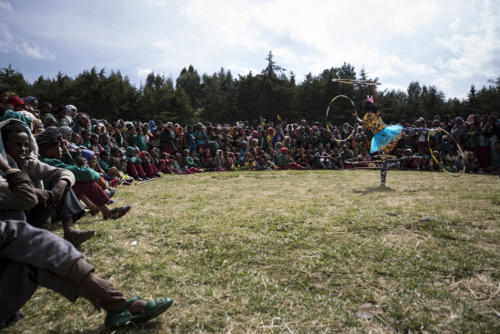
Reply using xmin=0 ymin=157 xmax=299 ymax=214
xmin=1 ymin=88 xmax=499 ymax=184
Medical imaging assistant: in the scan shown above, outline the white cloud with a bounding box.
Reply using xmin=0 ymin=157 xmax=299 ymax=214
xmin=433 ymin=0 xmax=500 ymax=97
xmin=385 ymin=0 xmax=439 ymax=34
xmin=0 ymin=23 xmax=55 ymax=60
xmin=18 ymin=40 xmax=55 ymax=60
xmin=137 ymin=68 xmax=152 ymax=78
xmin=381 ymin=83 xmax=408 ymax=93
xmin=152 ymin=39 xmax=171 ymax=51
xmin=177 ymin=0 xmax=446 ymax=85
xmin=450 ymin=17 xmax=461 ymax=31
xmin=226 ymin=64 xmax=258 ymax=76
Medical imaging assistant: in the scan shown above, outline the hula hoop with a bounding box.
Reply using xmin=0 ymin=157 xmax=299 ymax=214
xmin=332 ymin=79 xmax=381 ymax=86
xmin=344 ymin=154 xmax=399 ymax=165
xmin=427 ymin=127 xmax=465 ymax=177
xmin=326 ymin=95 xmax=357 ymax=142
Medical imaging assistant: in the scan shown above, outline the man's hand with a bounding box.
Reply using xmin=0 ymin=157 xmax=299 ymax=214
xmin=34 ymin=188 xmax=56 ymax=207
xmin=50 ymin=180 xmax=68 ymax=206
xmin=79 ymin=273 xmax=126 ymax=310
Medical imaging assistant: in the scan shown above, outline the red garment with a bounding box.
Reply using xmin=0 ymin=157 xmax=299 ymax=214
xmin=411 ymin=158 xmax=427 ymax=169
xmin=142 ymin=163 xmax=158 ymax=178
xmin=279 ymin=162 xmax=304 ymax=170
xmin=7 ymin=95 xmax=25 ymax=108
xmin=73 ymin=181 xmax=110 ymax=207
xmin=185 ymin=167 xmax=200 ymax=174
xmin=158 ymin=159 xmax=168 ymax=173
xmin=127 ymin=162 xmax=146 ymax=178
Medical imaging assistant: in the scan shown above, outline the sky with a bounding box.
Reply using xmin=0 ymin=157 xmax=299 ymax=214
xmin=0 ymin=0 xmax=499 ymax=99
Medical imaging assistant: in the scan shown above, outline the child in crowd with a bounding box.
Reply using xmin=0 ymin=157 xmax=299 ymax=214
xmin=214 ymin=149 xmax=226 ymax=171
xmin=125 ymin=147 xmax=148 ymax=181
xmin=140 ymin=151 xmax=160 ymax=178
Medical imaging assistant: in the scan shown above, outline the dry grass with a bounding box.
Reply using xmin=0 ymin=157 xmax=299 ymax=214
xmin=4 ymin=170 xmax=500 ymax=333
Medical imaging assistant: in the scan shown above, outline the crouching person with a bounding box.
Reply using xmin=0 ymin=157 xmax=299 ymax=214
xmin=0 ymin=119 xmax=93 ymax=247
xmin=0 ymin=219 xmax=173 ymax=330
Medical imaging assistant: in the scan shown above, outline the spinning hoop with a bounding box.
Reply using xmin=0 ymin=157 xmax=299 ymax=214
xmin=326 ymin=95 xmax=357 ymax=142
xmin=344 ymin=154 xmax=399 ymax=165
xmin=332 ymin=79 xmax=381 ymax=86
xmin=427 ymin=127 xmax=465 ymax=177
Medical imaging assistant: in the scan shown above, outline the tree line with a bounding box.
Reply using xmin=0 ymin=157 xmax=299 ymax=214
xmin=1 ymin=51 xmax=499 ymax=124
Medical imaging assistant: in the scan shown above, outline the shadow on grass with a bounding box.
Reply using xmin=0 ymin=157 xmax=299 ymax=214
xmin=57 ymin=320 xmax=163 ymax=334
xmin=352 ymin=185 xmax=396 ymax=195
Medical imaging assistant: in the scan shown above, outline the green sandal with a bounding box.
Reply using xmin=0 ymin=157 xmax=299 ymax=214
xmin=104 ymin=297 xmax=173 ymax=329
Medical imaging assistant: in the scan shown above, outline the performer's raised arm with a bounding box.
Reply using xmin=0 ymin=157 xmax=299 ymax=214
xmin=353 ymin=111 xmax=364 ymax=124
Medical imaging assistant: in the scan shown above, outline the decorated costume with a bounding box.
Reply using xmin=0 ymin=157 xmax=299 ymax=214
xmin=358 ymin=96 xmax=430 ymax=185
xmin=362 ymin=111 xmax=403 ymax=154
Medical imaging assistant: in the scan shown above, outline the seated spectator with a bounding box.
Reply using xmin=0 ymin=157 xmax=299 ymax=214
xmin=125 ymin=146 xmax=148 ymax=181
xmin=172 ymin=153 xmax=186 ymax=174
xmin=214 ymin=149 xmax=227 ymax=171
xmin=0 ymin=89 xmax=33 ymax=127
xmin=242 ymin=151 xmax=257 ymax=170
xmin=200 ymin=147 xmax=216 ymax=171
xmin=140 ymin=151 xmax=160 ymax=178
xmin=72 ymin=113 xmax=91 ymax=135
xmin=157 ymin=152 xmax=171 ymax=174
xmin=464 ymin=151 xmax=480 ymax=173
xmin=0 ymin=120 xmax=92 ymax=247
xmin=0 ymin=219 xmax=173 ymax=329
xmin=428 ymin=149 xmax=442 ymax=171
xmin=65 ymin=104 xmax=77 ymax=125
xmin=330 ymin=148 xmax=343 ymax=169
xmin=36 ymin=128 xmax=131 ymax=221
xmin=224 ymin=151 xmax=234 ymax=170
xmin=22 ymin=96 xmax=39 ymax=116
xmin=0 ymin=153 xmax=38 ymax=217
xmin=7 ymin=95 xmax=36 ymax=123
xmin=401 ymin=148 xmax=413 ymax=169
xmin=294 ymin=147 xmax=311 ymax=169
xmin=275 ymin=148 xmax=303 ymax=170
xmin=43 ymin=115 xmax=57 ymax=128
xmin=54 ymin=105 xmax=70 ymax=127
xmin=312 ymin=149 xmax=331 ymax=169
xmin=133 ymin=127 xmax=148 ymax=152
xmin=38 ymin=102 xmax=54 ymax=125
xmin=412 ymin=147 xmax=428 ymax=171
xmin=444 ymin=148 xmax=463 ymax=171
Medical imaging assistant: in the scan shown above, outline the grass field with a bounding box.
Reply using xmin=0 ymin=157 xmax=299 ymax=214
xmin=5 ymin=170 xmax=500 ymax=333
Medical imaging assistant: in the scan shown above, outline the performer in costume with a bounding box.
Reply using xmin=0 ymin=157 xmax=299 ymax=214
xmin=353 ymin=85 xmax=433 ymax=186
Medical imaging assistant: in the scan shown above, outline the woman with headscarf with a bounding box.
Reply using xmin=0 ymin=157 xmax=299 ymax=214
xmin=72 ymin=113 xmax=91 ymax=134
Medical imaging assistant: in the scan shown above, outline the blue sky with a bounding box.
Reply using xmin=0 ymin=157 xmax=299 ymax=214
xmin=1 ymin=0 xmax=499 ymax=99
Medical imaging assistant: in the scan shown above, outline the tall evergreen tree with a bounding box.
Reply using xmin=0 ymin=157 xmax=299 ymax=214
xmin=176 ymin=65 xmax=201 ymax=109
